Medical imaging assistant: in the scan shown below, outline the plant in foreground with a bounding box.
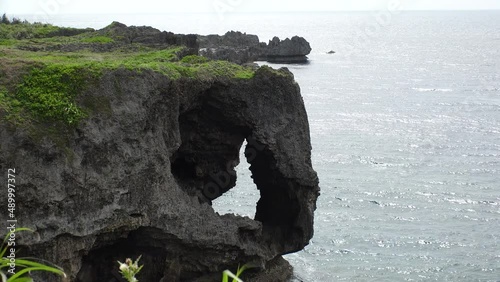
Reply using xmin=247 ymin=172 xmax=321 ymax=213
xmin=0 ymin=228 xmax=66 ymax=282
xmin=222 ymin=264 xmax=252 ymax=282
xmin=117 ymin=256 xmax=143 ymax=282
xmin=117 ymin=255 xmax=252 ymax=282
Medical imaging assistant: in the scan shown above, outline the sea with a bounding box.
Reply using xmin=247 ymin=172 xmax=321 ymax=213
xmin=19 ymin=10 xmax=500 ymax=281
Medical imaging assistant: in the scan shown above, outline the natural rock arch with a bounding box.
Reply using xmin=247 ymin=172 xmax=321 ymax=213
xmin=3 ymin=67 xmax=319 ymax=281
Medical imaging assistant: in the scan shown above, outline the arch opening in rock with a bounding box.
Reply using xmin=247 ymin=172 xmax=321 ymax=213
xmin=169 ymin=98 xmax=248 ymax=203
xmin=212 ymin=140 xmax=259 ymax=218
xmin=168 ymin=86 xmax=317 ymax=254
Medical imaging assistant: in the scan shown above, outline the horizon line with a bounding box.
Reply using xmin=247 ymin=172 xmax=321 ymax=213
xmin=2 ymin=9 xmax=500 ymax=16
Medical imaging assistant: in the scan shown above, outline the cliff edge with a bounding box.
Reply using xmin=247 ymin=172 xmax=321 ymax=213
xmin=0 ymin=21 xmax=319 ymax=281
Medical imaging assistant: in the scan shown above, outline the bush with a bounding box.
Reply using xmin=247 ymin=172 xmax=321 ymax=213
xmin=180 ymin=55 xmax=209 ymax=64
xmin=13 ymin=64 xmax=96 ymax=125
xmin=11 ymin=17 xmax=21 ymax=25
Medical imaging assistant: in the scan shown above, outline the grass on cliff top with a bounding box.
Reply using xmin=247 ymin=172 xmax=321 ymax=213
xmin=0 ymin=19 xmax=255 ymax=128
xmin=0 ymin=49 xmax=254 ymax=127
xmin=1 ymin=47 xmax=254 ymax=79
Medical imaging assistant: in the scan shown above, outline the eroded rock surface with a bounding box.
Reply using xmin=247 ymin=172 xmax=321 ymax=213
xmin=266 ymin=36 xmax=312 ymax=63
xmin=198 ymin=31 xmax=312 ymax=64
xmin=0 ymin=66 xmax=319 ymax=281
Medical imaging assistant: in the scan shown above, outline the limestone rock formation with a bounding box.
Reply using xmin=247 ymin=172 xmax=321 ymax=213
xmin=266 ymin=36 xmax=312 ymax=63
xmin=100 ymin=21 xmax=198 ymax=49
xmin=198 ymin=31 xmax=262 ymax=65
xmin=26 ymin=22 xmax=311 ymax=64
xmin=198 ymin=31 xmax=312 ymax=64
xmin=0 ymin=58 xmax=319 ymax=281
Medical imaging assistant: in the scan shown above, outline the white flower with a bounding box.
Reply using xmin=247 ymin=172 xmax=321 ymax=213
xmin=118 ymin=262 xmax=129 ymax=272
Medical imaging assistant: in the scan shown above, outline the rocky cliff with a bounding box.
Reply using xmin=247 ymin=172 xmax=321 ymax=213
xmin=198 ymin=31 xmax=312 ymax=64
xmin=0 ymin=21 xmax=319 ymax=281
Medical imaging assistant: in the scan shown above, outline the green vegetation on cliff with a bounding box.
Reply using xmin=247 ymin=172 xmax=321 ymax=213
xmin=0 ymin=18 xmax=255 ymax=128
xmin=15 ymin=65 xmax=94 ymax=125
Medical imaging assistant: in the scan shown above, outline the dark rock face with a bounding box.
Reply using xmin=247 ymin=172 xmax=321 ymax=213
xmin=266 ymin=36 xmax=312 ymax=63
xmin=198 ymin=31 xmax=312 ymax=64
xmin=100 ymin=21 xmax=198 ymax=49
xmin=0 ymin=67 xmax=319 ymax=281
xmin=198 ymin=31 xmax=260 ymax=49
xmin=198 ymin=31 xmax=263 ymax=65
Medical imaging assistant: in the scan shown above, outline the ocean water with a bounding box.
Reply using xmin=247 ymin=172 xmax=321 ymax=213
xmin=27 ymin=11 xmax=500 ymax=281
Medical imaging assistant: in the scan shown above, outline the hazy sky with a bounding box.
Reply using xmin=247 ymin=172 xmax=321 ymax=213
xmin=2 ymin=0 xmax=500 ymax=15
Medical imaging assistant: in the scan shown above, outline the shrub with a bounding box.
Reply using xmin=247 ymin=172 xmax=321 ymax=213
xmin=180 ymin=55 xmax=209 ymax=64
xmin=11 ymin=18 xmax=21 ymax=25
xmin=1 ymin=14 xmax=10 ymax=24
xmin=13 ymin=64 xmax=97 ymax=125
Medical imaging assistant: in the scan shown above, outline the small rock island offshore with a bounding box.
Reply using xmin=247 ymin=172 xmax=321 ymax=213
xmin=0 ymin=20 xmax=319 ymax=281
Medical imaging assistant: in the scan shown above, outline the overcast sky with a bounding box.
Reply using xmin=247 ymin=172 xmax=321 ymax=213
xmin=2 ymin=0 xmax=500 ymax=15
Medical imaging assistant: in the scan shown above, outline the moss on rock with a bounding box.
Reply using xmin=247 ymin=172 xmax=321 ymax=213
xmin=15 ymin=65 xmax=97 ymax=125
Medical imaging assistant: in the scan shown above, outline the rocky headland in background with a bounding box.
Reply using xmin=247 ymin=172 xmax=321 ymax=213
xmin=15 ymin=21 xmax=312 ymax=64
xmin=198 ymin=31 xmax=312 ymax=64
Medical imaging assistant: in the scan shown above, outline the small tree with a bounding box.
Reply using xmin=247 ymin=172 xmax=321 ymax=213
xmin=1 ymin=13 xmax=10 ymax=24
